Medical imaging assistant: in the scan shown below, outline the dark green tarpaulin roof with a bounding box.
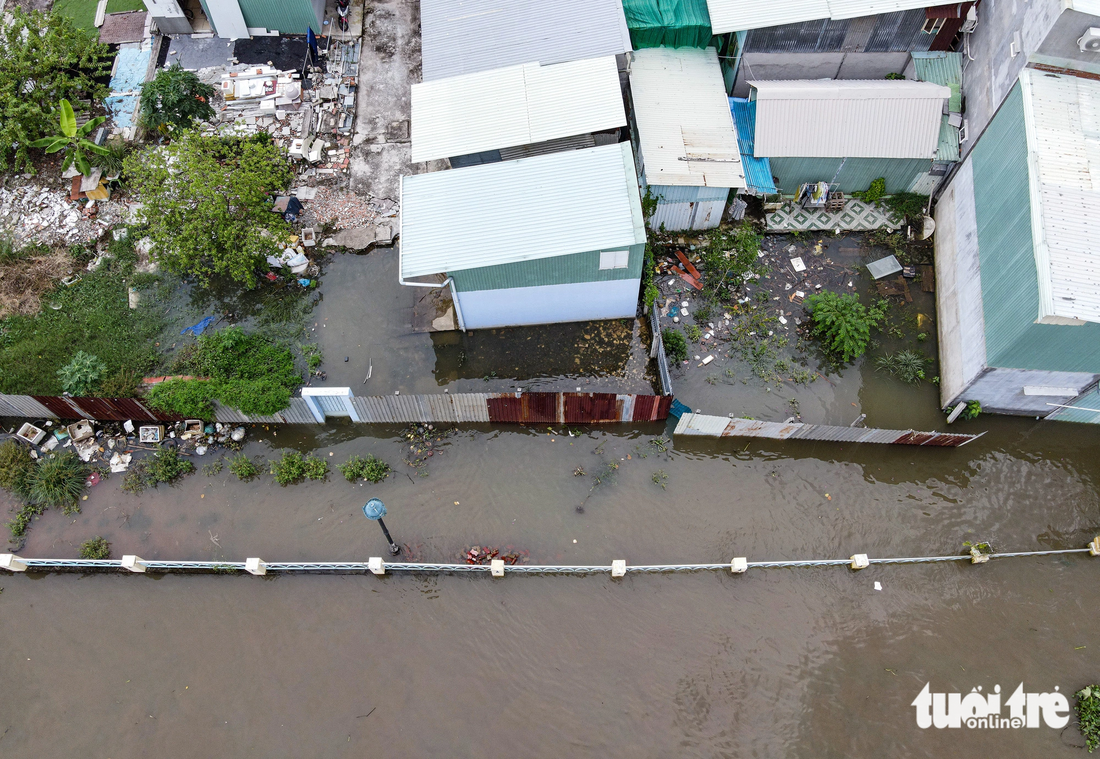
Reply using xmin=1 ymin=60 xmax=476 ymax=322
xmin=622 ymin=0 xmax=714 ymax=49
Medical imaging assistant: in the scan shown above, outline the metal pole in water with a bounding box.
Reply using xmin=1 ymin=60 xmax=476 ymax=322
xmin=363 ymin=499 xmax=400 ymax=555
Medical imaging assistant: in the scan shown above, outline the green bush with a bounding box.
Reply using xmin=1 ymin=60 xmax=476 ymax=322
xmin=270 ymin=451 xmax=328 ymax=486
xmin=874 ymin=350 xmax=927 ymax=384
xmin=883 ymin=192 xmax=929 ymax=221
xmin=0 ymin=440 xmax=35 ymax=498
xmin=139 ymin=64 xmax=216 ymax=135
xmin=228 ymin=453 xmax=261 ymax=481
xmin=662 ymin=328 xmax=688 ymax=362
xmin=121 ymin=447 xmax=195 ymax=494
xmin=56 ymin=350 xmax=107 ymax=396
xmin=79 ymin=535 xmax=111 ymax=560
xmin=804 ymin=291 xmax=887 ymax=362
xmin=7 ymin=503 xmax=44 ymax=540
xmin=337 ymin=454 xmax=392 ymax=484
xmin=1076 ymin=685 xmax=1100 ymax=753
xmin=699 ymin=222 xmax=762 ymax=294
xmin=27 ymin=451 xmax=86 ymax=514
xmin=146 ymin=327 xmax=301 ymax=418
xmin=685 ymin=324 xmax=703 ymax=342
xmin=961 ymin=400 xmax=982 ymax=420
xmin=853 ymin=177 xmax=887 ymax=205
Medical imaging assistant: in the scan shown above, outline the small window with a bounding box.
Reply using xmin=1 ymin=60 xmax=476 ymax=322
xmin=921 ymin=17 xmax=945 ymax=35
xmin=599 ymin=250 xmax=630 ymax=270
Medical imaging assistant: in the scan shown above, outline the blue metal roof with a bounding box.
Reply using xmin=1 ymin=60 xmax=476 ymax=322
xmin=729 ymin=97 xmax=776 ymax=195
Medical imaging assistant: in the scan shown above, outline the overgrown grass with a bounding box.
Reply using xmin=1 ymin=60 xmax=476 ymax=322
xmin=121 ymin=447 xmax=195 ymax=494
xmin=28 ymin=451 xmax=87 ymax=514
xmin=228 ymin=453 xmax=262 ymax=481
xmin=1076 ymin=685 xmax=1100 ymax=753
xmin=54 ymin=0 xmax=146 ymax=31
xmin=0 ymin=235 xmax=165 ymax=395
xmin=662 ymin=328 xmax=688 ymax=362
xmin=874 ymin=349 xmax=928 ymax=384
xmin=79 ymin=535 xmax=111 ymax=560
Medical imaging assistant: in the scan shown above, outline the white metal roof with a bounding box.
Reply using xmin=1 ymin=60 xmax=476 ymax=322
xmin=1020 ymin=68 xmax=1100 ymax=324
xmin=420 ymin=0 xmax=631 ymax=82
xmin=750 ymin=79 xmax=950 ymax=158
xmin=399 ymin=142 xmax=646 ymax=279
xmin=706 ymin=0 xmax=962 ymax=34
xmin=630 ymin=47 xmax=745 ymax=189
xmin=410 ymin=56 xmax=625 ymax=163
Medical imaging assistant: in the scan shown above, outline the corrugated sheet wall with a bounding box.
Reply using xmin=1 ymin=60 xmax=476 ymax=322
xmin=972 ymin=83 xmax=1100 ymax=372
xmin=451 ymin=243 xmax=645 ymax=292
xmin=648 ymin=184 xmax=732 ymax=232
xmin=236 ymin=0 xmax=321 ymax=33
xmin=769 ymin=156 xmax=929 ymax=194
xmin=743 ymin=10 xmax=931 ymax=53
xmin=674 ymin=413 xmax=981 ymax=446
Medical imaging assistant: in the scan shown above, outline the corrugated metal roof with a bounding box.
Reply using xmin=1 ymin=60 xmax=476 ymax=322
xmin=410 ymin=56 xmax=625 ymax=163
xmin=400 ymin=142 xmax=646 ymax=279
xmin=729 ymin=97 xmax=776 ymax=194
xmin=420 ymin=0 xmax=632 ymax=82
xmin=750 ymin=79 xmax=950 ymax=158
xmin=707 ymin=0 xmax=958 ymax=34
xmin=1022 ymin=68 xmax=1100 ymax=324
xmin=630 ymin=47 xmax=745 ymax=188
xmin=911 ymin=51 xmax=963 ymax=112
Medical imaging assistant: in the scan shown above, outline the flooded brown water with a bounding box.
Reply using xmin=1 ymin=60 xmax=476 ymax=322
xmin=2 ymin=410 xmax=1099 ymax=756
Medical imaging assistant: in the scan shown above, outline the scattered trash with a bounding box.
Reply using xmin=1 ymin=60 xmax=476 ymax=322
xmin=16 ymin=423 xmax=46 ymax=445
xmin=790 ymin=257 xmax=806 ymax=272
xmin=866 ymin=254 xmax=903 ymax=280
xmin=139 ymin=425 xmax=164 ymax=443
xmin=180 ymin=315 xmax=217 ymax=337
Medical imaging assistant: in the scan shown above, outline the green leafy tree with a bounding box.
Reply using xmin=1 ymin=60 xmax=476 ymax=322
xmin=56 ymin=350 xmax=108 ymax=395
xmin=804 ymin=291 xmax=886 ymax=363
xmin=139 ymin=64 xmax=217 ymax=135
xmin=0 ymin=9 xmax=111 ymax=173
xmin=124 ymin=132 xmax=294 ymax=286
xmin=29 ymin=99 xmax=109 ymax=176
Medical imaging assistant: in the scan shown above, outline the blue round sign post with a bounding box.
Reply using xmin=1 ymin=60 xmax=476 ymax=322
xmin=363 ymin=498 xmax=400 ymax=555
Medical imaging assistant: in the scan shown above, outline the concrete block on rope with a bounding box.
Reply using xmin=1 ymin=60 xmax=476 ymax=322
xmin=121 ymin=555 xmax=148 ymax=573
xmin=245 ymin=558 xmax=268 ymax=576
xmin=850 ymin=554 xmax=870 ymax=570
xmin=730 ymin=557 xmax=748 ymax=574
xmin=0 ymin=554 xmax=27 ymax=572
xmin=611 ymin=560 xmax=626 ymax=578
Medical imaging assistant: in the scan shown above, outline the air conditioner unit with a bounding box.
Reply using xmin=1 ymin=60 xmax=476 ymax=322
xmin=960 ymin=6 xmax=977 ymax=34
xmin=1079 ymin=27 xmax=1100 ymax=52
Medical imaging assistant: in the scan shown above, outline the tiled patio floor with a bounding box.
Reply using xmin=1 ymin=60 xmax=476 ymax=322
xmin=766 ymin=199 xmax=902 ymax=232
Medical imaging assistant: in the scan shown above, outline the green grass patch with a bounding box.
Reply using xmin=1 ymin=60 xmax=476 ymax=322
xmin=0 ymin=243 xmax=165 ymax=395
xmin=54 ymin=0 xmax=147 ymax=31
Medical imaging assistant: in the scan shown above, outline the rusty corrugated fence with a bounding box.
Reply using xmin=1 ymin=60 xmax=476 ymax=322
xmin=674 ymin=413 xmax=982 ymax=447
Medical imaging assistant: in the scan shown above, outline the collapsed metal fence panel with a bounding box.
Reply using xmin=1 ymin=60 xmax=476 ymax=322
xmin=674 ymin=413 xmax=982 ymax=447
xmin=649 ymin=305 xmax=673 ymax=396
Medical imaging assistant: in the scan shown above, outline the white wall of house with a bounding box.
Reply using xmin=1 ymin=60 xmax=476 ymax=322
xmin=455 ymin=279 xmax=640 ymax=329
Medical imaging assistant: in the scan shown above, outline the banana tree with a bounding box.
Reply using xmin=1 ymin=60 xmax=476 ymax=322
xmin=29 ymin=99 xmax=109 ymax=176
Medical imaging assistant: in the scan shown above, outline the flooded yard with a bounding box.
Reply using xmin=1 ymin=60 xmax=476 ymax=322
xmin=1 ymin=411 xmax=1098 ymax=756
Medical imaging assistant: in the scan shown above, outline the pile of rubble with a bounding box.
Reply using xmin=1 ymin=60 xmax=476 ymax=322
xmin=12 ymin=417 xmax=247 ymax=472
xmin=294 ymin=185 xmax=397 ymax=230
xmin=0 ymin=182 xmax=125 ymax=248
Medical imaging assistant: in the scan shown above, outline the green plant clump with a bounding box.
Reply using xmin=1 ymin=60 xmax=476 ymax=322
xmin=699 ymin=222 xmax=763 ymax=296
xmin=0 ymin=440 xmax=35 ymax=499
xmin=685 ymin=324 xmax=703 ymax=342
xmin=961 ymin=400 xmax=982 ymax=420
xmin=641 ymin=242 xmax=659 ymax=309
xmin=270 ymin=451 xmax=328 ymax=486
xmin=56 ymin=350 xmax=108 ymax=396
xmin=228 ymin=453 xmax=262 ymax=481
xmin=27 ymin=451 xmax=87 ymax=514
xmin=1076 ymin=685 xmax=1100 ymax=753
xmin=337 ymin=454 xmax=392 ymax=484
xmin=804 ymin=291 xmax=887 ymax=363
xmin=29 ymin=98 xmax=108 ymax=176
xmin=139 ymin=64 xmax=216 ymax=135
xmin=7 ymin=503 xmax=44 ymax=540
xmin=146 ymin=326 xmax=301 ymax=417
xmin=874 ymin=350 xmax=928 ymax=384
xmin=79 ymin=536 xmax=111 ymax=560
xmin=122 ymin=447 xmax=195 ymax=494
xmin=883 ymin=192 xmax=930 ymax=221
xmin=853 ymin=177 xmax=887 ymax=205
xmin=662 ymin=328 xmax=688 ymax=362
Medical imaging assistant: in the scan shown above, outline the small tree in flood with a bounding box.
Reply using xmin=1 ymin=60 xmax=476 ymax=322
xmin=124 ymin=132 xmax=293 ymax=287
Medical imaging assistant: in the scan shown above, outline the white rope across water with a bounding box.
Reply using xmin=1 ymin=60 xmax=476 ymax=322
xmin=2 ymin=542 xmax=1097 ymax=576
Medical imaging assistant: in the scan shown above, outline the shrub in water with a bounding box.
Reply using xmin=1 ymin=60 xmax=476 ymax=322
xmin=662 ymin=328 xmax=688 ymax=362
xmin=1076 ymin=685 xmax=1100 ymax=753
xmin=228 ymin=453 xmax=261 ymax=481
xmin=270 ymin=451 xmax=328 ymax=486
xmin=121 ymin=447 xmax=195 ymax=494
xmin=874 ymin=350 xmax=927 ymax=384
xmin=27 ymin=451 xmax=86 ymax=514
xmin=79 ymin=536 xmax=111 ymax=560
xmin=804 ymin=291 xmax=886 ymax=363
xmin=337 ymin=454 xmax=392 ymax=484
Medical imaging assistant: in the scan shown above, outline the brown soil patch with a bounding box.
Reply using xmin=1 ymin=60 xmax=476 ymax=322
xmin=0 ymin=249 xmax=76 ymax=317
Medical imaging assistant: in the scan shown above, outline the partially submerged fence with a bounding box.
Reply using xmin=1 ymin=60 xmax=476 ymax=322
xmin=649 ymin=305 xmax=673 ymax=397
xmin=0 ymin=391 xmax=673 ymax=426
xmin=674 ymin=413 xmax=982 ymax=447
xmin=4 ymin=538 xmax=1096 ymax=576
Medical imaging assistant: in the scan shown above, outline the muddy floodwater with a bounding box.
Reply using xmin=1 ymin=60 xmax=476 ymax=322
xmin=1 ymin=409 xmax=1099 ymax=757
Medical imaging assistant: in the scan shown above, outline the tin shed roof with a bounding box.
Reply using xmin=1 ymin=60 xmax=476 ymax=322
xmin=1021 ymin=68 xmax=1100 ymax=324
xmin=749 ymin=79 xmax=950 ymax=159
xmin=400 ymin=143 xmax=646 ymax=279
xmin=420 ymin=0 xmax=632 ymax=82
xmin=410 ymin=56 xmax=625 ymax=163
xmin=706 ymin=0 xmax=960 ymax=34
xmin=630 ymin=47 xmax=745 ymax=188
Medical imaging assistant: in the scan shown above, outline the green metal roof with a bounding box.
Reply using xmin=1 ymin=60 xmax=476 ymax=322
xmin=912 ymin=52 xmax=963 ymax=113
xmin=971 ymin=82 xmax=1100 ymax=372
xmin=935 ymin=114 xmax=960 ymax=162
